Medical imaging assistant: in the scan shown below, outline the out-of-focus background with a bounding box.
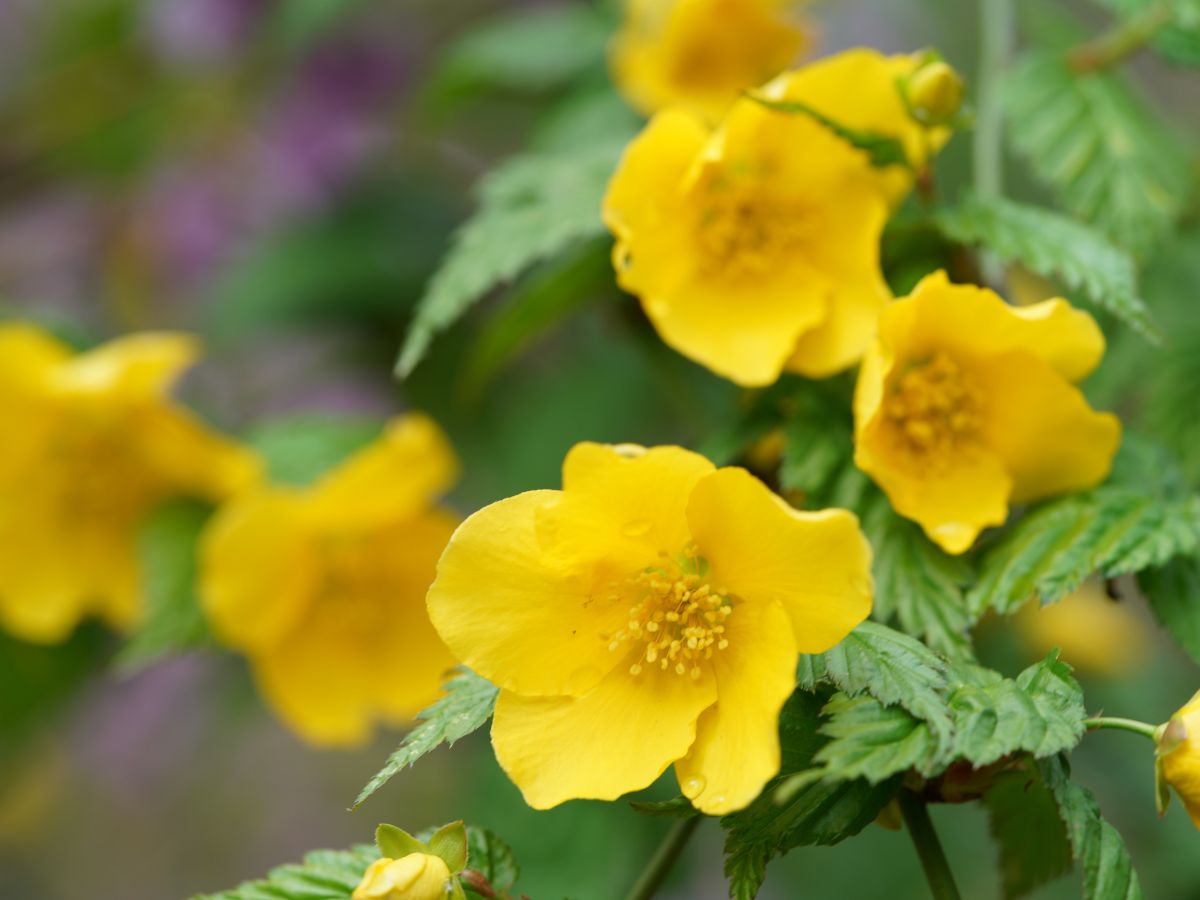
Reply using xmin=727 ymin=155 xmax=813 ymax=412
xmin=0 ymin=1 xmax=1197 ymax=898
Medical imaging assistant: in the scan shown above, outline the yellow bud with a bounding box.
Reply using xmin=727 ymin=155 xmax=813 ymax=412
xmin=1158 ymin=690 xmax=1200 ymax=830
xmin=352 ymin=853 xmax=453 ymax=900
xmin=906 ymin=60 xmax=964 ymax=125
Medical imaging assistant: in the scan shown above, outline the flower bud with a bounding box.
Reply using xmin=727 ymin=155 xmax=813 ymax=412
xmin=905 ymin=60 xmax=964 ymax=125
xmin=353 ymin=853 xmax=453 ymax=900
xmin=1157 ymin=690 xmax=1200 ymax=829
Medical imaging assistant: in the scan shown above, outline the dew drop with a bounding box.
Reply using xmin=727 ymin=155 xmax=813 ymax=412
xmin=622 ymin=518 xmax=653 ymax=538
xmin=712 ymin=794 xmax=727 ymax=807
xmin=681 ymin=775 xmax=707 ymax=799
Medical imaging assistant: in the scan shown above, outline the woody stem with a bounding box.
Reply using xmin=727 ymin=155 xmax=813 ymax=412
xmin=899 ymin=790 xmax=963 ymax=900
xmin=1085 ymin=716 xmax=1159 ymax=740
xmin=623 ymin=815 xmax=701 ymax=900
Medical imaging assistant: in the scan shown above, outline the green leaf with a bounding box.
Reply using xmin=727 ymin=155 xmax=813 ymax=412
xmin=1038 ymin=755 xmax=1146 ymax=900
xmin=428 ymin=821 xmax=469 ymax=873
xmin=375 ymin=824 xmax=425 ymax=860
xmin=354 ymin=670 xmax=498 ymax=809
xmin=932 ymin=192 xmax=1159 ymax=341
xmin=426 ymin=5 xmax=610 ymax=106
xmin=777 ymin=389 xmax=854 ymax=499
xmin=985 ymin=768 xmax=1073 ymax=900
xmin=1097 ymin=0 xmax=1200 ymax=66
xmin=192 ymin=844 xmax=379 ymax=899
xmin=628 ymin=796 xmax=700 ymax=818
xmin=745 ymin=95 xmax=914 ymax=169
xmin=465 ymin=827 xmax=519 ymax=891
xmin=1003 ymin=50 xmax=1191 ymax=255
xmin=396 ymin=143 xmax=619 ymax=377
xmin=862 ymin=496 xmax=974 ymax=659
xmin=116 ymin=500 xmax=213 ymax=672
xmin=968 ymin=485 xmax=1200 ymax=619
xmin=246 ymin=415 xmax=383 ymax=487
xmin=1139 ymin=557 xmax=1200 ymax=665
xmin=723 ymin=844 xmax=767 ymax=900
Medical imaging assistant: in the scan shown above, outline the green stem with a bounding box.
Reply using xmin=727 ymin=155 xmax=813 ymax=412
xmin=899 ymin=791 xmax=963 ymax=900
xmin=1068 ymin=1 xmax=1174 ymax=72
xmin=1085 ymin=716 xmax=1159 ymax=741
xmin=974 ymin=0 xmax=1015 ymax=287
xmin=623 ymin=816 xmax=701 ymax=900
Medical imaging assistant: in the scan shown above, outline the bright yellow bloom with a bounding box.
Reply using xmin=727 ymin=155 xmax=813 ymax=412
xmin=604 ymin=91 xmax=890 ymax=387
xmin=200 ymin=414 xmax=459 ymax=747
xmin=1015 ymin=577 xmax=1151 ymax=676
xmin=353 ymin=854 xmax=452 ymax=900
xmin=1159 ymin=691 xmax=1200 ymax=830
xmin=754 ymin=48 xmax=956 ymax=203
xmin=854 ymin=271 xmax=1121 ymax=555
xmin=0 ymin=324 xmax=257 ymax=644
xmin=609 ymin=0 xmax=808 ymax=123
xmin=427 ymin=442 xmax=872 ymax=814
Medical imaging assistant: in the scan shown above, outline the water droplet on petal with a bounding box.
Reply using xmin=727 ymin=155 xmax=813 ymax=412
xmin=622 ymin=518 xmax=653 ymax=538
xmin=681 ymin=775 xmax=707 ymax=799
xmin=712 ymin=794 xmax=727 ymax=808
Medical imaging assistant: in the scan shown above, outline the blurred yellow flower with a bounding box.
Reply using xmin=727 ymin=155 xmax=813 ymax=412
xmin=353 ymin=854 xmax=453 ymax=900
xmin=609 ymin=0 xmax=808 ymax=123
xmin=754 ymin=48 xmax=956 ymax=203
xmin=854 ymin=271 xmax=1121 ymax=555
xmin=1015 ymin=577 xmax=1151 ymax=677
xmin=0 ymin=325 xmax=257 ymax=644
xmin=427 ymin=442 xmax=872 ymax=814
xmin=604 ymin=90 xmax=890 ymax=386
xmin=1159 ymin=690 xmax=1200 ymax=829
xmin=200 ymin=414 xmax=459 ymax=747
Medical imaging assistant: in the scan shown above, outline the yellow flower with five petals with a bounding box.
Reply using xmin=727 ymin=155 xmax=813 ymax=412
xmin=200 ymin=414 xmax=459 ymax=747
xmin=854 ymin=271 xmax=1121 ymax=555
xmin=609 ymin=0 xmax=809 ymax=123
xmin=1158 ymin=690 xmax=1200 ymax=830
xmin=604 ymin=82 xmax=892 ymax=386
xmin=427 ymin=442 xmax=872 ymax=814
xmin=0 ymin=324 xmax=258 ymax=644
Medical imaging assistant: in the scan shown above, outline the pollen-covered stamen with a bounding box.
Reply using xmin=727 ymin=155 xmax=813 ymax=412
xmin=696 ymin=183 xmax=814 ymax=282
xmin=883 ymin=351 xmax=983 ymax=467
xmin=604 ymin=546 xmax=734 ymax=680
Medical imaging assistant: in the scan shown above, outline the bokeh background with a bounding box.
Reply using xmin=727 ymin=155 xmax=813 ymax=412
xmin=1 ymin=0 xmax=1198 ymax=898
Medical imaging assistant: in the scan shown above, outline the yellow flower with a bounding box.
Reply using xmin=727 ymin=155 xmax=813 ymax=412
xmin=609 ymin=0 xmax=809 ymax=123
xmin=603 ymin=88 xmax=891 ymax=387
xmin=427 ymin=442 xmax=872 ymax=815
xmin=1159 ymin=691 xmax=1200 ymax=830
xmin=200 ymin=414 xmax=459 ymax=747
xmin=353 ymin=854 xmax=452 ymax=900
xmin=1014 ymin=577 xmax=1151 ymax=677
xmin=0 ymin=324 xmax=257 ymax=644
xmin=854 ymin=271 xmax=1121 ymax=555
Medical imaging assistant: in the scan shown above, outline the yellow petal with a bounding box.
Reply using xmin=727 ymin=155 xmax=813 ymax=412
xmin=975 ymin=352 xmax=1121 ymax=504
xmin=427 ymin=490 xmax=632 ymax=698
xmin=685 ymin=467 xmax=873 ymax=652
xmin=199 ymin=489 xmax=317 ymax=653
xmin=0 ymin=323 xmax=71 ymax=395
xmin=674 ymin=598 xmax=796 ymax=814
xmin=54 ymin=332 xmax=199 ymax=397
xmin=491 ymin=659 xmax=716 ymax=808
xmin=133 ymin=406 xmax=262 ymax=502
xmin=886 ymin=271 xmax=1106 ymax=382
xmin=560 ymin=442 xmax=714 ymax=556
xmin=307 ymin=413 xmax=458 ymax=529
xmin=603 ymin=108 xmax=709 ymax=242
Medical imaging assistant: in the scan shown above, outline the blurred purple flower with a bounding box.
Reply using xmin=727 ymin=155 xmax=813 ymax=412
xmin=144 ymin=0 xmax=268 ymax=65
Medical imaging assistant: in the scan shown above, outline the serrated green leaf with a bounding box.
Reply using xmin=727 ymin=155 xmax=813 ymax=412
xmin=246 ymin=415 xmax=383 ymax=487
xmin=1139 ymin=557 xmax=1200 ymax=665
xmin=968 ymin=485 xmax=1200 ymax=618
xmin=1004 ymin=50 xmax=1191 ymax=255
xmin=777 ymin=391 xmax=854 ymax=499
xmin=932 ymin=192 xmax=1159 ymax=341
xmin=1038 ymin=756 xmax=1146 ymax=900
xmin=464 ymin=827 xmax=519 ymax=891
xmin=862 ymin=496 xmax=974 ymax=658
xmin=192 ymin=844 xmax=379 ymax=900
xmin=985 ymin=769 xmax=1073 ymax=900
xmin=723 ymin=844 xmax=767 ymax=900
xmin=117 ymin=500 xmax=213 ymax=672
xmin=355 ymin=670 xmax=498 ymax=809
xmin=396 ymin=143 xmax=619 ymax=377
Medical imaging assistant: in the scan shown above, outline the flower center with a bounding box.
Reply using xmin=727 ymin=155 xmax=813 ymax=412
xmin=883 ymin=351 xmax=982 ymax=467
xmin=604 ymin=546 xmax=734 ymax=680
xmin=695 ymin=183 xmax=812 ymax=282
